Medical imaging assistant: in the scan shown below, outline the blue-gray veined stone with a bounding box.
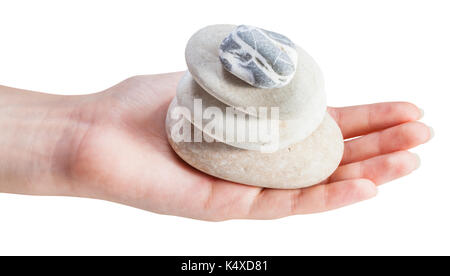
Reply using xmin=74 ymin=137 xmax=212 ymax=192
xmin=219 ymin=25 xmax=298 ymax=89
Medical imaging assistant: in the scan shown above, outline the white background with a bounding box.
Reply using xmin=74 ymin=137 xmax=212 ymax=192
xmin=0 ymin=0 xmax=448 ymax=255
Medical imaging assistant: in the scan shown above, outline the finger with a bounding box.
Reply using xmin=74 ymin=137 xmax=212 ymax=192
xmin=341 ymin=121 xmax=432 ymax=165
xmin=328 ymin=102 xmax=422 ymax=139
xmin=245 ymin=179 xmax=377 ymax=219
xmin=330 ymin=151 xmax=420 ymax=185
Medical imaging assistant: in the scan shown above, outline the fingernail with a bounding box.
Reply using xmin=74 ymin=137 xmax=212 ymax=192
xmin=428 ymin=126 xmax=434 ymax=141
xmin=412 ymin=153 xmax=421 ymax=170
xmin=418 ymin=108 xmax=424 ymax=119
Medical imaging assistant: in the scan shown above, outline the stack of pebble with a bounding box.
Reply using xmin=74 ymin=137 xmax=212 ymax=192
xmin=166 ymin=25 xmax=344 ymax=189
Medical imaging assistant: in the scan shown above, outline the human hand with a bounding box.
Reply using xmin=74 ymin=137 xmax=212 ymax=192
xmin=0 ymin=72 xmax=432 ymax=221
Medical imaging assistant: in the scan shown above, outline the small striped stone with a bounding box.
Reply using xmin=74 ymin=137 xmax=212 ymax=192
xmin=219 ymin=25 xmax=298 ymax=89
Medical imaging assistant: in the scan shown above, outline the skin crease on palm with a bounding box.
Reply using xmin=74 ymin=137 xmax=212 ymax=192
xmin=0 ymin=72 xmax=432 ymax=221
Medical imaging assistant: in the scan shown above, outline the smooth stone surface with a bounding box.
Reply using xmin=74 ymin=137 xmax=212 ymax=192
xmin=186 ymin=24 xmax=326 ymax=120
xmin=166 ymin=99 xmax=344 ymax=189
xmin=176 ymin=72 xmax=324 ymax=151
xmin=219 ymin=25 xmax=298 ymax=88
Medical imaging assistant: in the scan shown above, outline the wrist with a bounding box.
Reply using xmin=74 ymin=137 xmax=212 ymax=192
xmin=0 ymin=86 xmax=96 ymax=196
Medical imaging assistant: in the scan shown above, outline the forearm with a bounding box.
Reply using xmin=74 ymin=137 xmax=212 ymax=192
xmin=0 ymin=85 xmax=89 ymax=195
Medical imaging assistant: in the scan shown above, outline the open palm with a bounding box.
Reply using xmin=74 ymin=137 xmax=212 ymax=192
xmin=69 ymin=72 xmax=431 ymax=221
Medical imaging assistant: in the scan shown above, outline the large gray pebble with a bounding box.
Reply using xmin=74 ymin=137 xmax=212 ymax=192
xmin=166 ymin=99 xmax=344 ymax=189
